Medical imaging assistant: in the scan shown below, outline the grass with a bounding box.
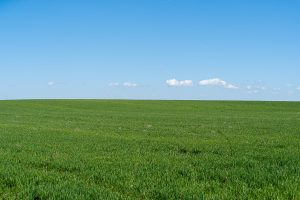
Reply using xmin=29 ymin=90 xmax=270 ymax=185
xmin=0 ymin=100 xmax=300 ymax=199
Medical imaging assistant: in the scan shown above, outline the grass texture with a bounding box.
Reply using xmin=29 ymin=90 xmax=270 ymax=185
xmin=0 ymin=100 xmax=299 ymax=199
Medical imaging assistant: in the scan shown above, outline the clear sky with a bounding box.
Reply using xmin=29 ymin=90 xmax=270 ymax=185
xmin=1 ymin=0 xmax=300 ymax=100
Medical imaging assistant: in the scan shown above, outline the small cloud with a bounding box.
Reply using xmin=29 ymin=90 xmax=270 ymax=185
xmin=109 ymin=81 xmax=138 ymax=87
xmin=48 ymin=81 xmax=55 ymax=86
xmin=257 ymin=86 xmax=267 ymax=90
xmin=297 ymin=87 xmax=300 ymax=90
xmin=199 ymin=78 xmax=239 ymax=89
xmin=245 ymin=82 xmax=270 ymax=94
xmin=166 ymin=79 xmax=193 ymax=87
xmin=269 ymin=87 xmax=281 ymax=94
xmin=109 ymin=82 xmax=120 ymax=87
xmin=123 ymin=82 xmax=138 ymax=87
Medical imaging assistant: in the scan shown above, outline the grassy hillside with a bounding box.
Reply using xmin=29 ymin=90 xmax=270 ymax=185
xmin=0 ymin=100 xmax=300 ymax=199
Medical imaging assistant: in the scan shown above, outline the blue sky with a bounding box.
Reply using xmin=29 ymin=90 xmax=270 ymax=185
xmin=1 ymin=0 xmax=300 ymax=100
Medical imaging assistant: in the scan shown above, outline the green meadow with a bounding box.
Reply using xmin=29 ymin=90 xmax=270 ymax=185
xmin=0 ymin=100 xmax=299 ymax=199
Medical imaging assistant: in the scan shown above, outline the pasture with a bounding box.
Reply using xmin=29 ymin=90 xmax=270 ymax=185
xmin=0 ymin=100 xmax=299 ymax=199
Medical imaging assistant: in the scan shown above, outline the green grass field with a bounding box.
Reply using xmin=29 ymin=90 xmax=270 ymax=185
xmin=0 ymin=100 xmax=300 ymax=199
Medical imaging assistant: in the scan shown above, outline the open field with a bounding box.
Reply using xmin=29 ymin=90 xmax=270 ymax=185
xmin=0 ymin=100 xmax=300 ymax=199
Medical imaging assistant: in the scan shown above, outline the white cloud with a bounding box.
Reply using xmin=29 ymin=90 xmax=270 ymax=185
xmin=109 ymin=82 xmax=138 ymax=87
xmin=123 ymin=82 xmax=138 ymax=87
xmin=257 ymin=86 xmax=267 ymax=90
xmin=166 ymin=79 xmax=193 ymax=87
xmin=199 ymin=78 xmax=239 ymax=89
xmin=245 ymin=83 xmax=270 ymax=94
xmin=48 ymin=81 xmax=55 ymax=86
xmin=297 ymin=87 xmax=300 ymax=90
xmin=109 ymin=82 xmax=120 ymax=87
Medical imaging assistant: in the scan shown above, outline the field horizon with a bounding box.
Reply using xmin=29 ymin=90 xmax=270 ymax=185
xmin=2 ymin=99 xmax=300 ymax=103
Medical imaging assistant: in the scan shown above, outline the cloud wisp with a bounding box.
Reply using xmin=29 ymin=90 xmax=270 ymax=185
xmin=109 ymin=82 xmax=120 ymax=87
xmin=199 ymin=78 xmax=239 ymax=89
xmin=166 ymin=79 xmax=193 ymax=87
xmin=109 ymin=82 xmax=138 ymax=87
xmin=123 ymin=82 xmax=138 ymax=87
xmin=48 ymin=81 xmax=56 ymax=86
